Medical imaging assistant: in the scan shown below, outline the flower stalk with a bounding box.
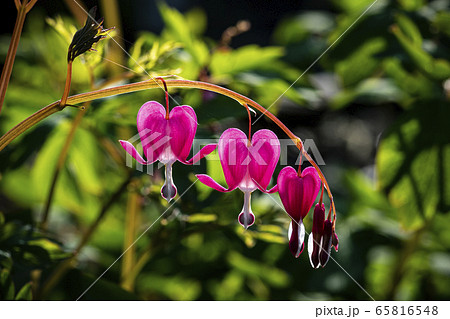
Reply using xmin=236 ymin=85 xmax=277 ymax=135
xmin=0 ymin=78 xmax=336 ymax=216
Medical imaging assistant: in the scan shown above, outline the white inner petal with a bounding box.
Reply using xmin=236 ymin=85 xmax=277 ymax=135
xmin=238 ymin=171 xmax=257 ymax=193
xmin=297 ymin=221 xmax=305 ymax=256
xmin=308 ymin=232 xmax=314 ymax=267
xmin=308 ymin=233 xmax=322 ymax=268
xmin=288 ymin=220 xmax=305 ymax=257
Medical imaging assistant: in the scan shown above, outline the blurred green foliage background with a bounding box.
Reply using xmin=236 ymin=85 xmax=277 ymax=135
xmin=0 ymin=0 xmax=449 ymax=300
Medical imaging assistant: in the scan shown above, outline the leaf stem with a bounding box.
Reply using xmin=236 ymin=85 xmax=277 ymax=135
xmin=40 ymin=67 xmax=97 ymax=230
xmin=39 ymin=106 xmax=87 ymax=230
xmin=39 ymin=172 xmax=132 ymax=299
xmin=0 ymin=0 xmax=36 ymax=113
xmin=120 ymin=178 xmax=141 ymax=292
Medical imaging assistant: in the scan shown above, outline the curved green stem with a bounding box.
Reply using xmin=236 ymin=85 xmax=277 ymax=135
xmin=0 ymin=78 xmax=335 ymax=213
xmin=0 ymin=79 xmax=298 ymax=150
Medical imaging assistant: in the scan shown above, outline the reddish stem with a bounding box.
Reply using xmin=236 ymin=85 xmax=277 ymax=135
xmin=157 ymin=77 xmax=169 ymax=119
xmin=243 ymin=103 xmax=252 ymax=144
xmin=297 ymin=153 xmax=303 ymax=176
xmin=319 ymin=183 xmax=324 ymax=206
xmin=60 ymin=61 xmax=73 ymax=107
xmin=0 ymin=4 xmax=27 ymax=113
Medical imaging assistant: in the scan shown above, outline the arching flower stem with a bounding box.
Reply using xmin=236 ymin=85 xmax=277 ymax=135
xmin=156 ymin=77 xmax=170 ymax=120
xmin=0 ymin=78 xmax=336 ymax=216
xmin=297 ymin=152 xmax=303 ymax=176
xmin=243 ymin=103 xmax=252 ymax=144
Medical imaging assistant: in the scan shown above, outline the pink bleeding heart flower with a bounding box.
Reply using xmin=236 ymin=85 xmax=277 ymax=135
xmin=277 ymin=166 xmax=321 ymax=258
xmin=119 ymin=101 xmax=216 ymax=202
xmin=196 ymin=128 xmax=280 ymax=228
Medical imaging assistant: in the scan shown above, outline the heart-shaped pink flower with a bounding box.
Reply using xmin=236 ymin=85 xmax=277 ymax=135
xmin=196 ymin=128 xmax=280 ymax=228
xmin=277 ymin=166 xmax=321 ymax=257
xmin=120 ymin=101 xmax=216 ymax=201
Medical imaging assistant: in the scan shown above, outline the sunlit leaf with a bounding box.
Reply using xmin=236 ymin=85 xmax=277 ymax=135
xmin=365 ymin=246 xmax=396 ymax=299
xmin=227 ymin=251 xmax=289 ymax=288
xmin=335 ymin=37 xmax=386 ymax=87
xmin=377 ymin=101 xmax=450 ymax=230
xmin=186 ymin=213 xmax=217 ymax=223
xmin=395 ymin=13 xmax=422 ymax=47
xmin=433 ymin=11 xmax=450 ymax=37
xmin=210 ymin=45 xmax=284 ymax=79
xmin=136 ymin=273 xmax=201 ymax=300
xmin=391 ymin=24 xmax=450 ymax=80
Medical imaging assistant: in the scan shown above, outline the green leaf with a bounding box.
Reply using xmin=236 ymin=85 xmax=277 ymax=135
xmin=15 ymin=283 xmax=33 ymax=301
xmin=0 ymin=269 xmax=15 ymax=300
xmin=29 ymin=121 xmax=84 ymax=213
xmin=335 ymin=37 xmax=386 ymax=87
xmin=27 ymin=238 xmax=70 ymax=261
xmin=391 ymin=24 xmax=450 ymax=80
xmin=273 ymin=11 xmax=334 ymax=45
xmin=186 ymin=213 xmax=217 ymax=223
xmin=185 ymin=8 xmax=207 ymax=36
xmin=136 ymin=274 xmax=201 ymax=300
xmin=252 ymin=78 xmax=305 ymax=107
xmin=344 ymin=169 xmax=393 ymax=213
xmin=159 ymin=3 xmax=209 ymax=68
xmin=395 ymin=13 xmax=422 ymax=47
xmin=382 ymin=58 xmax=437 ymax=101
xmin=210 ymin=45 xmax=284 ymax=79
xmin=365 ymin=246 xmax=397 ymax=299
xmin=210 ymin=270 xmax=244 ymax=300
xmin=68 ymin=127 xmax=103 ymax=195
xmin=331 ymin=0 xmax=377 ymax=14
xmin=377 ymin=101 xmax=450 ymax=230
xmin=398 ymin=0 xmax=426 ymax=11
xmin=433 ymin=11 xmax=450 ymax=37
xmin=227 ymin=251 xmax=289 ymax=288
